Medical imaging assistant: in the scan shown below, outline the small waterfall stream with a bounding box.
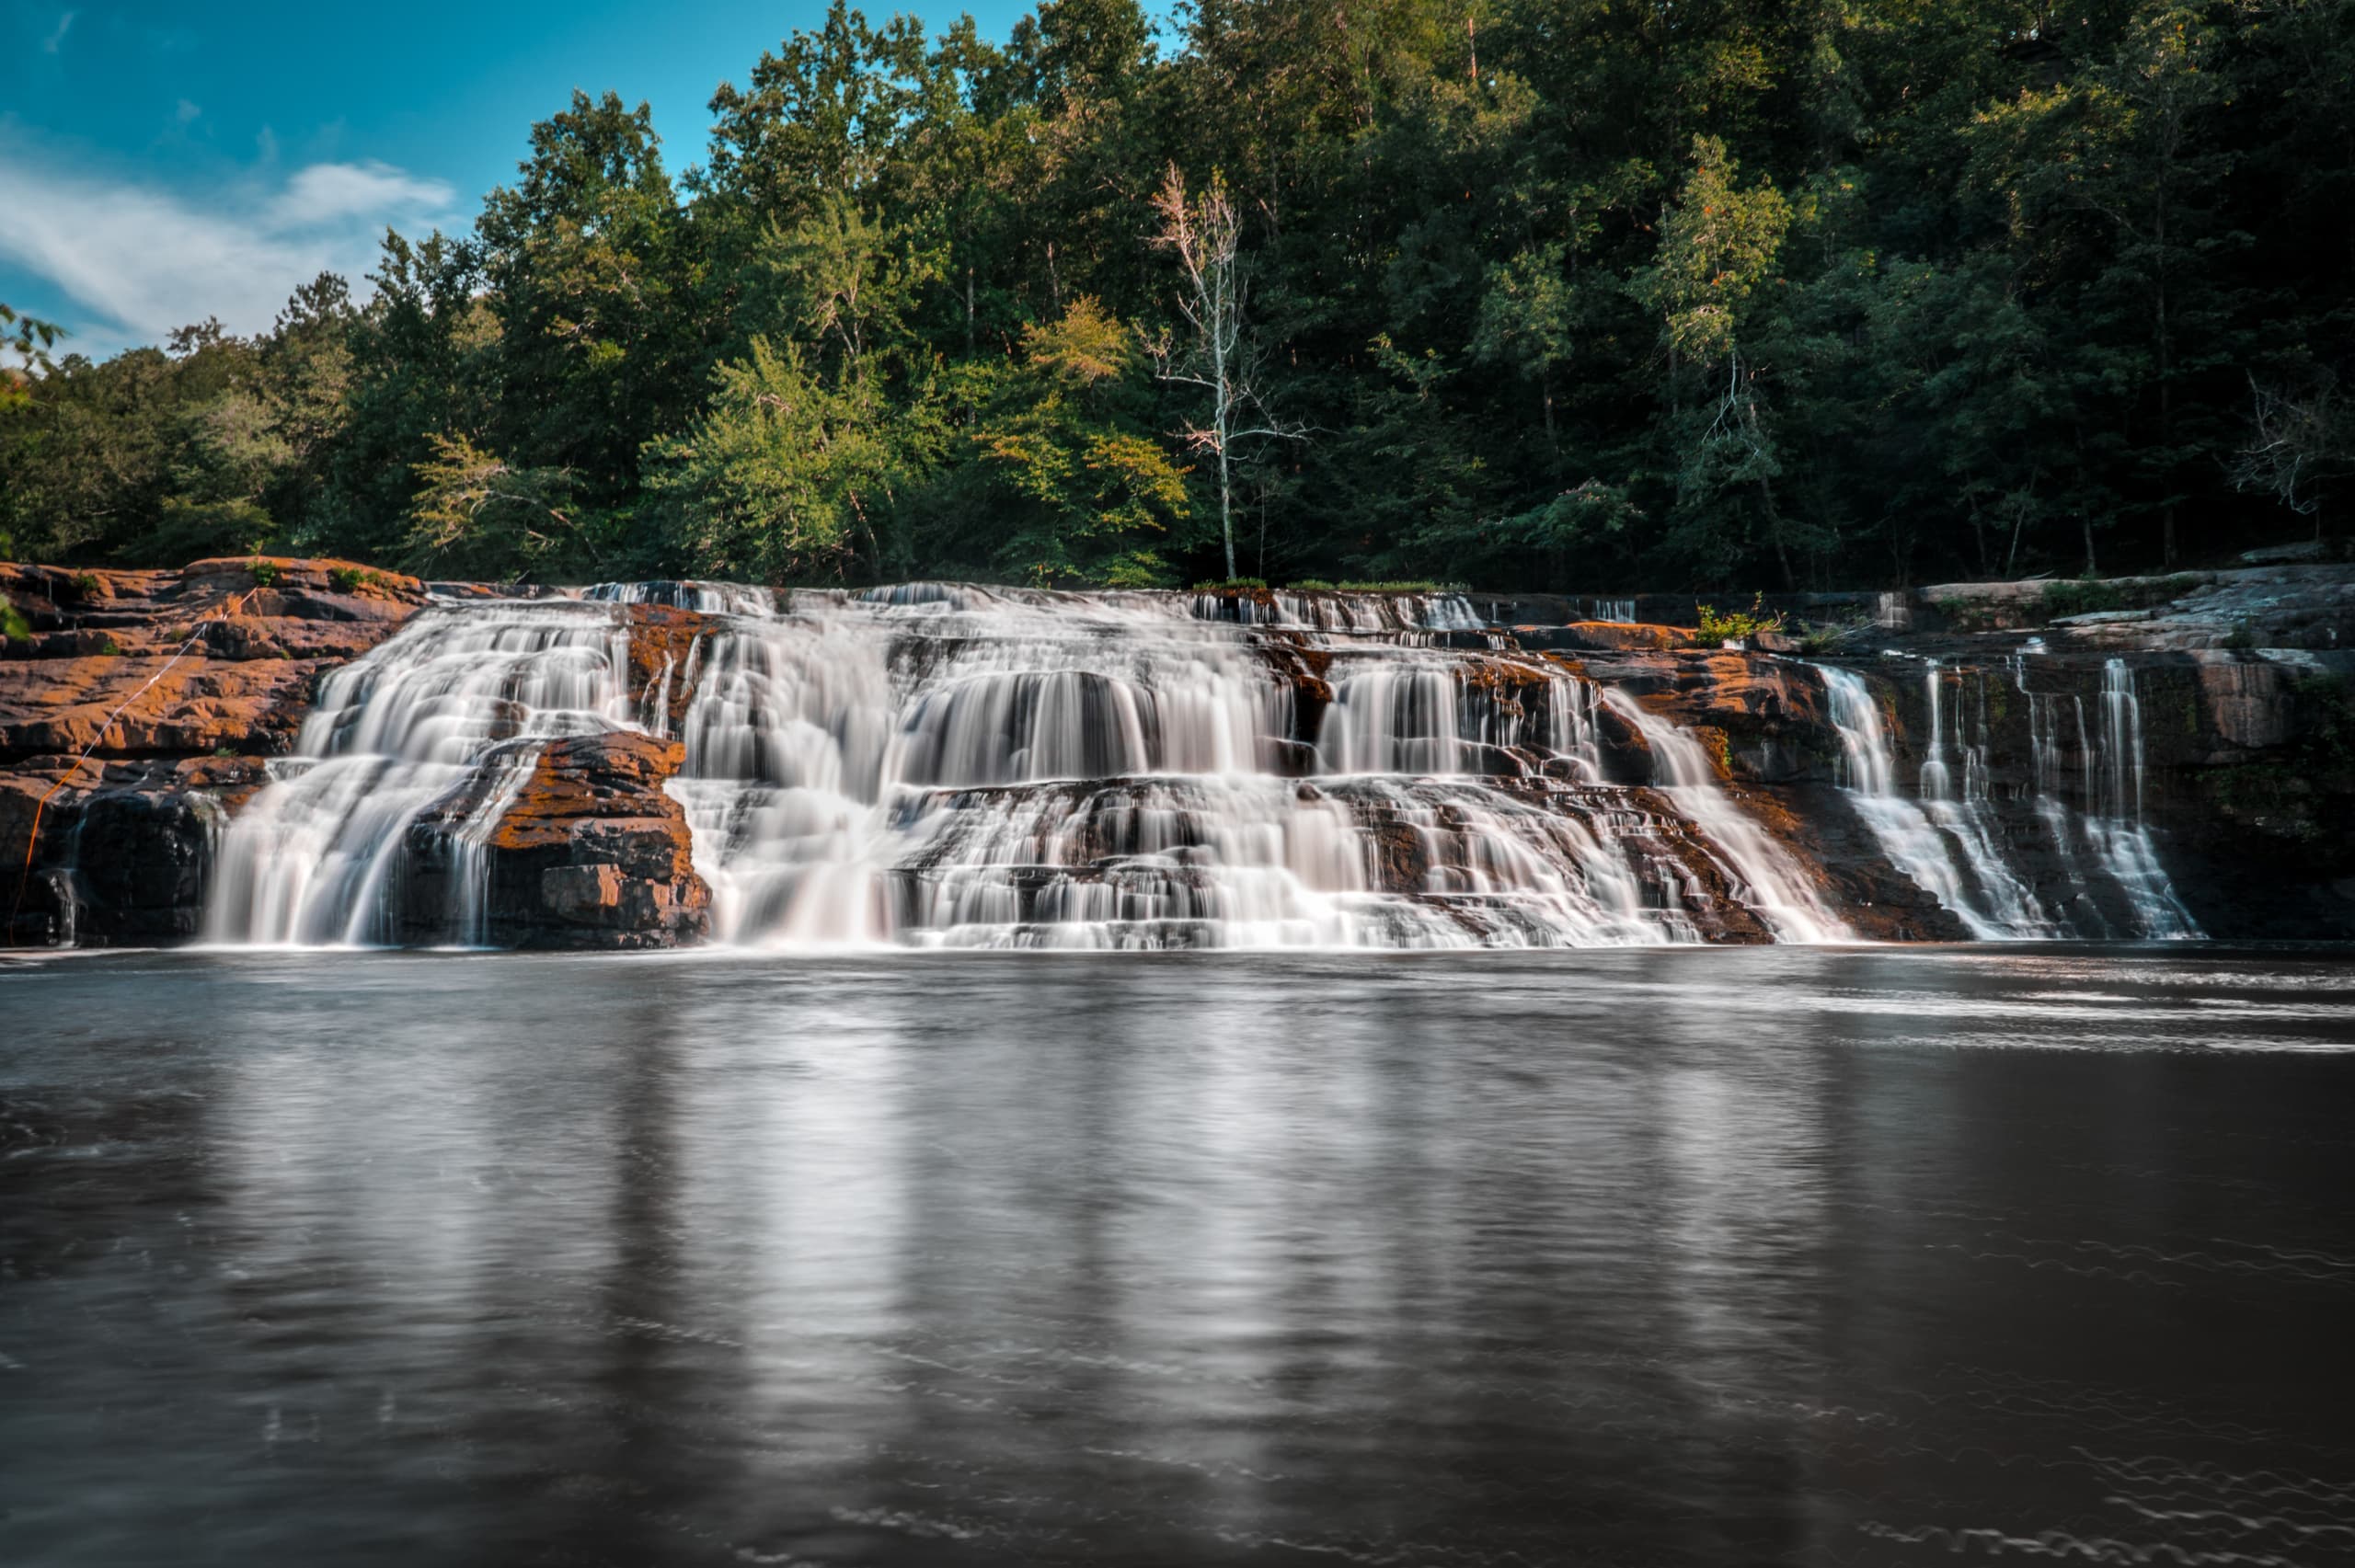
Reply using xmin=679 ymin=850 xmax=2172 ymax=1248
xmin=1820 ymin=666 xmax=2049 ymax=938
xmin=1597 ymin=689 xmax=1851 ymax=944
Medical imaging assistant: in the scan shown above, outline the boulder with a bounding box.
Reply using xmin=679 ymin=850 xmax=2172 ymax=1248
xmin=397 ymin=731 xmax=710 ymax=950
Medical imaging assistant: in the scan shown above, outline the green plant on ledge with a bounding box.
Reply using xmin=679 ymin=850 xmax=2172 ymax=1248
xmin=1695 ymin=592 xmax=1786 ymax=643
xmin=1795 ymin=614 xmax=1870 ymax=654
xmin=1189 ymin=577 xmax=1269 ymax=591
xmin=248 ymin=559 xmax=282 ymax=589
xmin=327 ymin=566 xmax=374 ymax=593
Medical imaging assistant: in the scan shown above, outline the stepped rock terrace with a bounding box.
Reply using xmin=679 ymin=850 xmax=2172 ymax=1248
xmin=6 ymin=560 xmax=2353 ymax=950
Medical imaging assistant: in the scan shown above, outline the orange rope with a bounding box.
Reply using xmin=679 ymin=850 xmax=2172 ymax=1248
xmin=6 ymin=586 xmax=257 ymax=944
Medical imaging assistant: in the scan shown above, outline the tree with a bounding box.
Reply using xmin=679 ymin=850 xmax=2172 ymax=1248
xmin=0 ymin=304 xmax=63 ymax=412
xmin=2233 ymin=372 xmax=2353 ymax=539
xmin=640 ymin=337 xmax=912 ymax=582
xmin=1148 ymin=164 xmax=1305 ymax=578
xmin=953 ymin=297 xmax=1192 ymax=585
xmin=402 ymin=434 xmax=591 ymax=580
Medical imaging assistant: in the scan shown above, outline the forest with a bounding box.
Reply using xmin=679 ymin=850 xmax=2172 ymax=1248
xmin=2 ymin=0 xmax=2350 ymax=593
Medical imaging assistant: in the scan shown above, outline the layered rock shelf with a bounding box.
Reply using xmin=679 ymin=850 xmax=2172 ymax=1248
xmin=6 ymin=558 xmax=2352 ymax=948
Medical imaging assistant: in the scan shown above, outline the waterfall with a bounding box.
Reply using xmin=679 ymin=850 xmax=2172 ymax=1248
xmin=2086 ymin=659 xmax=2202 ymax=939
xmin=1597 ymin=689 xmax=1850 ymax=944
xmin=1818 ymin=666 xmax=2050 ymax=938
xmin=193 ymin=582 xmax=1973 ymax=951
xmin=204 ymin=601 xmax=637 ymax=945
xmin=669 ymin=591 xmax=1698 ymax=949
xmin=2008 ymin=657 xmax=2200 ymax=939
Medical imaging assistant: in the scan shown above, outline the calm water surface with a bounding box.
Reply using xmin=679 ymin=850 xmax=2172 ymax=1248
xmin=4 ymin=945 xmax=2355 ymax=1567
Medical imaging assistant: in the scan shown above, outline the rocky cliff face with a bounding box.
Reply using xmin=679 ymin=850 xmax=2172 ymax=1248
xmin=1 ymin=560 xmax=714 ymax=949
xmin=0 ymin=559 xmax=431 ymax=944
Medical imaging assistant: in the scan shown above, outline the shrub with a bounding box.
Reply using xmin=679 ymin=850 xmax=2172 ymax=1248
xmin=248 ymin=560 xmax=282 ymax=589
xmin=1190 ymin=577 xmax=1269 ymax=590
xmin=327 ymin=566 xmax=373 ymax=593
xmin=1287 ymin=578 xmax=1337 ymax=591
xmin=1695 ymin=592 xmax=1786 ymax=642
xmin=1334 ymin=578 xmax=1467 ymax=592
xmin=1 ymin=600 xmax=29 ymax=644
xmin=1795 ymin=614 xmax=1869 ymax=654
xmin=69 ymin=571 xmax=101 ymax=597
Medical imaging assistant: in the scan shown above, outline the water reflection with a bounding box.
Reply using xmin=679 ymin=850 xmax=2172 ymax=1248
xmin=2 ymin=946 xmax=2352 ymax=1565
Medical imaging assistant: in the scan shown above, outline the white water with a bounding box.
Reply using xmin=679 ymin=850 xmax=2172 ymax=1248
xmin=672 ymin=591 xmax=1711 ymax=949
xmin=197 ymin=579 xmax=1844 ymax=949
xmin=1597 ymin=689 xmax=1851 ymax=943
xmin=197 ymin=581 xmax=2210 ymax=952
xmin=1809 ymin=658 xmax=2198 ymax=941
xmin=204 ymin=602 xmax=636 ymax=945
xmin=1820 ymin=666 xmax=2046 ymax=938
xmin=2009 ymin=657 xmax=2201 ymax=939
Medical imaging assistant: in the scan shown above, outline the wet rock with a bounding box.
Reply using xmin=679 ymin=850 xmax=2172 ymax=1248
xmin=0 ymin=556 xmax=437 ymax=945
xmin=625 ymin=603 xmax=727 ymax=735
xmin=1515 ymin=622 xmax=1694 ymax=652
xmin=435 ymin=732 xmax=709 ymax=950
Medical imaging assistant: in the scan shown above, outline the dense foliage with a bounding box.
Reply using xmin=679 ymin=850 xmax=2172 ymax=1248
xmin=6 ymin=0 xmax=2352 ymax=590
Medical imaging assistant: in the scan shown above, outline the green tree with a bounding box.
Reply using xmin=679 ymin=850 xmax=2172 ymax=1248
xmin=641 ymin=337 xmax=914 ymax=582
xmin=953 ymin=297 xmax=1192 ymax=586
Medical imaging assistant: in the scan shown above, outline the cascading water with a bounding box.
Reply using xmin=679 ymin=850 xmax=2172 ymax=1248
xmin=1596 ymin=689 xmax=1851 ymax=944
xmin=204 ymin=601 xmax=637 ymax=945
xmin=196 ymin=582 xmax=2014 ymax=951
xmin=668 ymin=590 xmax=1721 ymax=949
xmin=1809 ymin=657 xmax=2200 ymax=941
xmin=2087 ymin=659 xmax=2202 ymax=938
xmin=2010 ymin=656 xmax=2200 ymax=939
xmin=1820 ymin=666 xmax=2046 ymax=938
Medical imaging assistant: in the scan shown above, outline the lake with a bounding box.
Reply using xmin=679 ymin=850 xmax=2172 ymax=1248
xmin=4 ymin=945 xmax=2353 ymax=1565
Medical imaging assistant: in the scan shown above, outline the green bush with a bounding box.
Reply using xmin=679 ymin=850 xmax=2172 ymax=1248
xmin=69 ymin=571 xmax=101 ymax=597
xmin=1695 ymin=593 xmax=1786 ymax=642
xmin=1 ymin=600 xmax=29 ymax=644
xmin=1287 ymin=578 xmax=1338 ymax=591
xmin=327 ymin=566 xmax=373 ymax=593
xmin=248 ymin=560 xmax=282 ymax=589
xmin=1190 ymin=577 xmax=1269 ymax=591
xmin=1334 ymin=579 xmax=1469 ymax=592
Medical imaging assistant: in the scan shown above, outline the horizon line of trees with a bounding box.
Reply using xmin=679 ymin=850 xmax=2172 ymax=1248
xmin=5 ymin=0 xmax=2353 ymax=594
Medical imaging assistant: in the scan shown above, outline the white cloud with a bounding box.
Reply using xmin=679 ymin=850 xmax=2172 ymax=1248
xmin=175 ymin=98 xmax=201 ymax=125
xmin=0 ymin=146 xmax=455 ymax=348
xmin=41 ymin=10 xmax=75 ymax=54
xmin=268 ymin=161 xmax=451 ymax=227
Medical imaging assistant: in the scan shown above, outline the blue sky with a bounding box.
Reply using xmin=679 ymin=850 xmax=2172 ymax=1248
xmin=3 ymin=1 xmax=1152 ymax=360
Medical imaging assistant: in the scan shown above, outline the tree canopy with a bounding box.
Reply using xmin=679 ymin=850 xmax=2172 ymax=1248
xmin=6 ymin=0 xmax=2351 ymax=590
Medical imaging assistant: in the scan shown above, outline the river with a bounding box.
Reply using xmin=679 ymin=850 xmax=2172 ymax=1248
xmin=4 ymin=945 xmax=2353 ymax=1565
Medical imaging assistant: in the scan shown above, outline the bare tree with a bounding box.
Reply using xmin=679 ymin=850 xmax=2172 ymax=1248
xmin=2232 ymin=373 xmax=2349 ymax=541
xmin=1148 ymin=164 xmax=1305 ymax=580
